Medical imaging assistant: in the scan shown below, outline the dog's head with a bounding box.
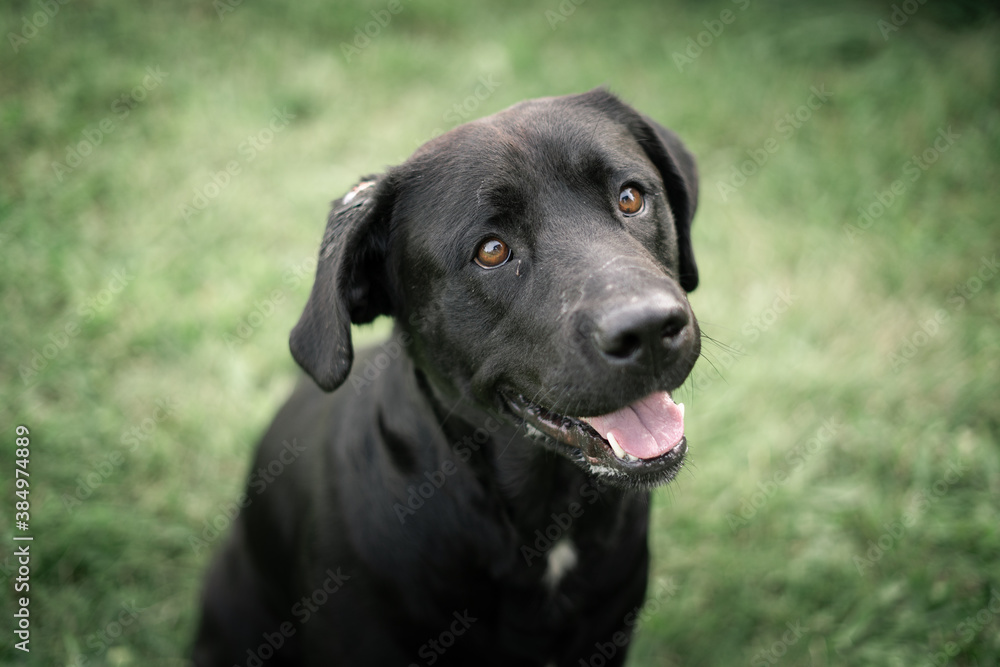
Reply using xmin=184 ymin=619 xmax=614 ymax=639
xmin=291 ymin=89 xmax=701 ymax=488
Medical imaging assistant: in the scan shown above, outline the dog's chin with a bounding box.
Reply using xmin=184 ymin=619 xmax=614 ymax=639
xmin=502 ymin=391 xmax=687 ymax=490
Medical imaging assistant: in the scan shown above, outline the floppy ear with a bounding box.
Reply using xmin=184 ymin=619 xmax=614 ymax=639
xmin=289 ymin=174 xmax=396 ymax=391
xmin=631 ymin=116 xmax=700 ymax=292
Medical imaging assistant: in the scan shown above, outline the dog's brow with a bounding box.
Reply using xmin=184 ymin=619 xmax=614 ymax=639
xmin=587 ymin=116 xmax=602 ymax=147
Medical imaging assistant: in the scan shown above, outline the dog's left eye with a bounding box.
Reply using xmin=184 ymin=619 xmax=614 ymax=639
xmin=618 ymin=186 xmax=644 ymax=216
xmin=474 ymin=237 xmax=512 ymax=269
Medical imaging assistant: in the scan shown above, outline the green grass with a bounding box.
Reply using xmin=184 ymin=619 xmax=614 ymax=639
xmin=2 ymin=0 xmax=999 ymax=664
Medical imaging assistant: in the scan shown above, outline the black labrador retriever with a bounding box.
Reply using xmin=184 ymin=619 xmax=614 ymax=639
xmin=192 ymin=88 xmax=701 ymax=667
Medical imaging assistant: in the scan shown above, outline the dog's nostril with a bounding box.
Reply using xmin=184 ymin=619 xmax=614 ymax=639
xmin=603 ymin=332 xmax=643 ymax=360
xmin=660 ymin=310 xmax=689 ymax=342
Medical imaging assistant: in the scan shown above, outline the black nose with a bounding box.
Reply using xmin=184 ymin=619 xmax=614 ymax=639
xmin=591 ymin=297 xmax=691 ymax=364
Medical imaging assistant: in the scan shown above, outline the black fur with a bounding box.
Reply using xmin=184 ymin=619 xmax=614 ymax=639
xmin=192 ymin=88 xmax=701 ymax=666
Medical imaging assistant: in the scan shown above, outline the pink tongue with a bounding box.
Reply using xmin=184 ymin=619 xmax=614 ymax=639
xmin=581 ymin=392 xmax=684 ymax=460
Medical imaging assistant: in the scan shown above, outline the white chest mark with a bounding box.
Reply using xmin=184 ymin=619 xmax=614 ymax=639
xmin=543 ymin=538 xmax=578 ymax=589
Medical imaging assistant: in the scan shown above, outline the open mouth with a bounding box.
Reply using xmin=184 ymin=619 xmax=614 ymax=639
xmin=504 ymin=390 xmax=687 ymax=486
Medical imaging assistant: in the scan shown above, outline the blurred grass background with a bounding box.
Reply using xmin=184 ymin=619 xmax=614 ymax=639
xmin=2 ymin=0 xmax=999 ymax=664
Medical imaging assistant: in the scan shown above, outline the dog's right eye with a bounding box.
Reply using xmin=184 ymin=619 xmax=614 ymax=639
xmin=474 ymin=237 xmax=512 ymax=269
xmin=618 ymin=186 xmax=645 ymax=216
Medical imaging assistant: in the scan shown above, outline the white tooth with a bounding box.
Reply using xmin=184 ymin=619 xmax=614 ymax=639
xmin=678 ymin=402 xmax=685 ymax=418
xmin=607 ymin=432 xmax=627 ymax=460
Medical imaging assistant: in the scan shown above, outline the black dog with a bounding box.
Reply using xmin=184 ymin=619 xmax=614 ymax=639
xmin=192 ymin=88 xmax=700 ymax=666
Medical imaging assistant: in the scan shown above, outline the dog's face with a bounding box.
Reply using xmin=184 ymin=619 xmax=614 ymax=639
xmin=291 ymin=89 xmax=701 ymax=488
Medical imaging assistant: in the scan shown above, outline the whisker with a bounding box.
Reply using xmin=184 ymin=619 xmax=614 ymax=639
xmin=699 ymin=329 xmax=742 ymax=356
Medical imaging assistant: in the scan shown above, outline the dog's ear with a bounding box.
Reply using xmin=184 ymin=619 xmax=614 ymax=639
xmin=631 ymin=116 xmax=700 ymax=292
xmin=289 ymin=174 xmax=396 ymax=391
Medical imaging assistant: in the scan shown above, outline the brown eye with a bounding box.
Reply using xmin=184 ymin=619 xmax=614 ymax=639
xmin=618 ymin=186 xmax=644 ymax=215
xmin=475 ymin=237 xmax=511 ymax=268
